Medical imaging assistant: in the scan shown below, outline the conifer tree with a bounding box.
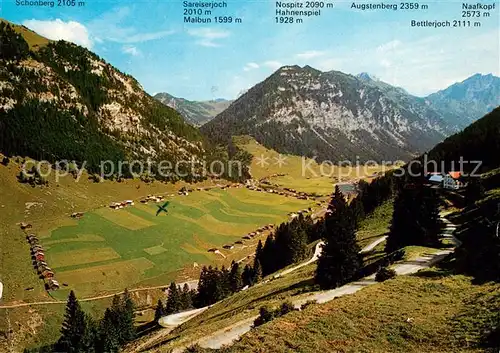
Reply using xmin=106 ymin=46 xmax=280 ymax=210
xmin=242 ymin=264 xmax=254 ymax=287
xmin=165 ymin=282 xmax=182 ymax=314
xmin=465 ymin=177 xmax=485 ymax=206
xmin=229 ymin=261 xmax=243 ymax=293
xmin=120 ymin=289 xmax=136 ymax=343
xmin=261 ymin=235 xmax=276 ymax=275
xmin=57 ymin=290 xmax=87 ymax=352
xmin=252 ymin=259 xmax=263 ymax=284
xmin=254 ymin=240 xmax=264 ymax=267
xmin=81 ymin=314 xmax=97 ymax=353
xmin=154 ymin=299 xmax=165 ymax=322
xmin=97 ymin=308 xmax=120 ymax=353
xmin=180 ymin=283 xmax=194 ymax=309
xmin=349 ymin=197 xmax=365 ymax=229
xmin=315 ymin=186 xmax=362 ymax=289
xmin=385 ymin=185 xmax=442 ymax=253
xmin=219 ymin=265 xmax=232 ymax=298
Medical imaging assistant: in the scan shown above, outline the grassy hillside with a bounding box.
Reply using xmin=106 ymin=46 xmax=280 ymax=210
xmin=211 ymin=270 xmax=499 ymax=353
xmin=0 ymin=155 xmax=315 ymax=351
xmin=126 ymin=199 xmax=395 ymax=352
xmin=234 ymin=136 xmax=391 ymax=195
xmin=0 ymin=19 xmax=50 ymax=49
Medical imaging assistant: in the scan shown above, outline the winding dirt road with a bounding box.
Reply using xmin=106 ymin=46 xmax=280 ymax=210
xmin=169 ymin=215 xmax=459 ymax=351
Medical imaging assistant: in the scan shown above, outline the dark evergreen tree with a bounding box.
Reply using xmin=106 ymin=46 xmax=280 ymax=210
xmin=165 ymin=282 xmax=182 ymax=314
xmin=260 ymin=235 xmax=276 ymax=275
xmin=252 ymin=259 xmax=263 ymax=284
xmin=385 ymin=185 xmax=442 ymax=253
xmin=349 ymin=197 xmax=365 ymax=229
xmin=229 ymin=261 xmax=243 ymax=293
xmin=242 ymin=264 xmax=254 ymax=287
xmin=120 ymin=289 xmax=136 ymax=343
xmin=455 ymin=220 xmax=500 ymax=282
xmin=81 ymin=314 xmax=98 ymax=353
xmin=180 ymin=283 xmax=194 ymax=310
xmin=254 ymin=240 xmax=264 ymax=268
xmin=97 ymin=308 xmax=120 ymax=353
xmin=56 ymin=290 xmax=87 ymax=352
xmin=154 ymin=299 xmax=165 ymax=322
xmin=465 ymin=177 xmax=485 ymax=206
xmin=315 ymin=186 xmax=362 ymax=289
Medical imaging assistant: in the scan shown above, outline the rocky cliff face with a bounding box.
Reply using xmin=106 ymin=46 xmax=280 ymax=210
xmin=0 ymin=21 xmax=204 ymax=178
xmin=425 ymin=73 xmax=500 ymax=128
xmin=202 ymin=65 xmax=458 ymax=162
xmin=155 ymin=92 xmax=232 ymax=126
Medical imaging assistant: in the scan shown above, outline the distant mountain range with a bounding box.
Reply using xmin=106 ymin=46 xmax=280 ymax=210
xmin=201 ymin=65 xmax=499 ymax=162
xmin=2 ymin=17 xmax=499 ymax=168
xmin=154 ymin=92 xmax=232 ymax=126
xmin=425 ymin=73 xmax=500 ymax=128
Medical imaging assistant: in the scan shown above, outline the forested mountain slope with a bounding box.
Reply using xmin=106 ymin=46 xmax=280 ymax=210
xmin=155 ymin=92 xmax=232 ymax=126
xmin=0 ymin=20 xmax=204 ymax=180
xmin=426 ymin=106 xmax=500 ymax=172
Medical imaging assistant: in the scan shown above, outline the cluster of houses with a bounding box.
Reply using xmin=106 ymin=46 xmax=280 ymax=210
xmin=140 ymin=195 xmax=166 ymax=203
xmin=26 ymin=234 xmax=59 ymax=291
xmin=109 ymin=200 xmax=134 ymax=209
xmin=245 ymin=184 xmax=312 ymax=200
xmin=288 ymin=207 xmax=313 ymax=219
xmin=207 ymin=224 xmax=276 ymax=253
xmin=427 ymin=171 xmax=464 ymax=190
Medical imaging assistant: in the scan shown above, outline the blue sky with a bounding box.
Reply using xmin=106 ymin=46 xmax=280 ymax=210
xmin=1 ymin=0 xmax=499 ymax=100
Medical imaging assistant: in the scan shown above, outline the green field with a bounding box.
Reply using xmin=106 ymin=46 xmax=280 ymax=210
xmin=42 ymin=187 xmax=313 ymax=298
xmin=235 ymin=135 xmax=392 ymax=195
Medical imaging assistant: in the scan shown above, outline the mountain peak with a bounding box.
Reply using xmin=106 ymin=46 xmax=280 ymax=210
xmin=356 ymin=72 xmax=379 ymax=81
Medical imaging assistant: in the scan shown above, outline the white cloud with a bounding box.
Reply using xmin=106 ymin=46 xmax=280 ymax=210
xmin=295 ymin=50 xmax=325 ymax=59
xmin=376 ymin=40 xmax=401 ymax=54
xmin=22 ymin=19 xmax=92 ymax=48
xmin=122 ymin=45 xmax=141 ymax=56
xmin=89 ymin=7 xmax=175 ymax=44
xmin=187 ymin=28 xmax=230 ymax=47
xmin=263 ymin=60 xmax=283 ymax=70
xmin=243 ymin=62 xmax=260 ymax=71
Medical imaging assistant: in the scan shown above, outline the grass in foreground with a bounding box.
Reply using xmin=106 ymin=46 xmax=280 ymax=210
xmin=211 ymin=269 xmax=500 ymax=353
xmin=356 ymin=199 xmax=393 ymax=248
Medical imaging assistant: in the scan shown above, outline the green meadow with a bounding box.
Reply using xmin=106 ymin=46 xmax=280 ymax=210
xmin=42 ymin=187 xmax=313 ymax=298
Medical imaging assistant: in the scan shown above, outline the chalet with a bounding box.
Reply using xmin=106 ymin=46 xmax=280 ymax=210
xmin=443 ymin=172 xmax=463 ymax=190
xmin=427 ymin=172 xmax=444 ymax=184
xmin=70 ymin=212 xmax=84 ymax=218
xmin=47 ymin=279 xmax=60 ymax=290
xmin=20 ymin=223 xmax=32 ymax=230
xmin=222 ymin=244 xmax=234 ymax=250
xmin=235 ymin=240 xmax=243 ymax=245
xmin=125 ymin=200 xmax=134 ymax=206
xmin=110 ymin=202 xmax=121 ymax=209
xmin=243 ymin=236 xmax=251 ymax=240
xmin=35 ymin=254 xmax=45 ymax=261
xmin=42 ymin=269 xmax=54 ymax=278
xmin=207 ymin=248 xmax=217 ymax=253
